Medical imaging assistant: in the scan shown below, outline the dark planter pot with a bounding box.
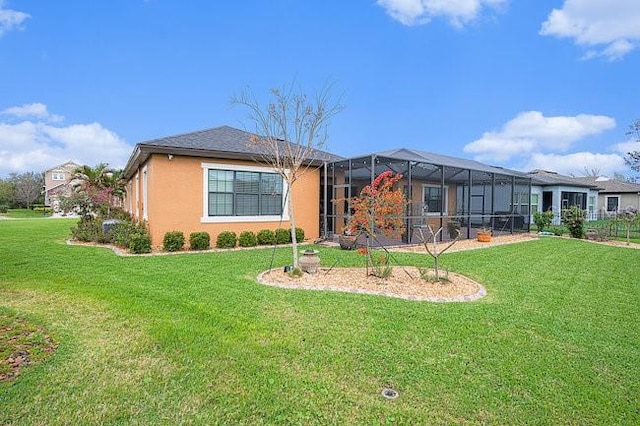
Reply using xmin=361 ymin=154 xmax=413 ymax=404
xmin=338 ymin=234 xmax=357 ymax=250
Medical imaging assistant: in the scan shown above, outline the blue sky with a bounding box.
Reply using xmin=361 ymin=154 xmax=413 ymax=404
xmin=1 ymin=0 xmax=639 ymax=178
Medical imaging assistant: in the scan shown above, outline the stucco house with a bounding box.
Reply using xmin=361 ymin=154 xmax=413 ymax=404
xmin=571 ymin=176 xmax=640 ymax=216
xmin=44 ymin=161 xmax=81 ymax=209
xmin=526 ymin=169 xmax=601 ymax=223
xmin=122 ymin=126 xmax=340 ymax=246
xmin=123 ymin=126 xmax=533 ymax=246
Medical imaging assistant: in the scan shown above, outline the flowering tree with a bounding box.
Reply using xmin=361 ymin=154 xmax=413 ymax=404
xmin=348 ymin=170 xmax=407 ymax=238
xmin=60 ymin=163 xmax=125 ymax=218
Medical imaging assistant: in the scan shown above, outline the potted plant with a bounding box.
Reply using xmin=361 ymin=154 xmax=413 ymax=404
xmin=476 ymin=224 xmax=492 ymax=243
xmin=447 ymin=218 xmax=461 ymax=239
xmin=338 ymin=228 xmax=358 ymax=250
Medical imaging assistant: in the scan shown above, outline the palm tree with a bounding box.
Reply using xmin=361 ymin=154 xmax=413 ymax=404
xmin=72 ymin=163 xmax=124 ymax=216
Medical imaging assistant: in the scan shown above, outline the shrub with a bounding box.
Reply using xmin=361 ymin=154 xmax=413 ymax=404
xmin=216 ymin=231 xmax=237 ymax=249
xmin=561 ymin=206 xmax=586 ymax=239
xmin=111 ymin=220 xmax=147 ymax=248
xmin=533 ymin=211 xmax=554 ymax=232
xmin=71 ymin=218 xmax=104 ymax=242
xmin=295 ymin=227 xmax=305 ymax=243
xmin=549 ymin=225 xmax=566 ymax=236
xmin=275 ymin=228 xmax=291 ymax=244
xmin=163 ymin=231 xmax=185 ymax=252
xmin=238 ymin=231 xmax=257 ymax=247
xmin=256 ymin=229 xmax=276 ymax=245
xmin=189 ymin=232 xmax=210 ymax=250
xmin=129 ymin=233 xmax=151 ymax=254
xmin=0 ymin=204 xmax=8 ymax=214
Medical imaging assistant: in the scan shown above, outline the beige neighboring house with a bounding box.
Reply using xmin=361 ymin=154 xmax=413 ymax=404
xmin=572 ymin=176 xmax=640 ymax=216
xmin=44 ymin=161 xmax=81 ymax=210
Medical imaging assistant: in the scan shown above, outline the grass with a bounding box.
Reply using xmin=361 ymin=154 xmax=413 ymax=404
xmin=1 ymin=208 xmax=52 ymax=219
xmin=1 ymin=219 xmax=639 ymax=424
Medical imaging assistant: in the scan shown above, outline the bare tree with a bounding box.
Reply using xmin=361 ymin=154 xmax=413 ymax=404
xmin=417 ymin=225 xmax=460 ymax=282
xmin=625 ymin=118 xmax=640 ymax=173
xmin=10 ymin=172 xmax=43 ymax=208
xmin=232 ymin=82 xmax=343 ymax=269
xmin=582 ymin=167 xmax=601 ymax=177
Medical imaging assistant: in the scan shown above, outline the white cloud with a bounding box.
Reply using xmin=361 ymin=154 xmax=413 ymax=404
xmin=524 ymin=152 xmax=627 ymax=177
xmin=0 ymin=103 xmax=132 ymax=177
xmin=1 ymin=103 xmax=64 ymax=123
xmin=613 ymin=139 xmax=639 ymax=154
xmin=376 ymin=0 xmax=506 ymax=27
xmin=463 ymin=111 xmax=616 ymax=163
xmin=540 ymin=0 xmax=640 ymax=60
xmin=0 ymin=0 xmax=30 ymax=37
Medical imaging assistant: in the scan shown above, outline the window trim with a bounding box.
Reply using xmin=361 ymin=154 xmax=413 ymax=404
xmin=605 ymin=195 xmax=620 ymax=212
xmin=201 ymin=162 xmax=290 ymax=223
xmin=421 ymin=184 xmax=448 ymax=216
xmin=52 ymin=172 xmax=65 ymax=181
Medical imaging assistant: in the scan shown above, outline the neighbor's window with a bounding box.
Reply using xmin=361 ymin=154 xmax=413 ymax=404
xmin=422 ymin=185 xmax=447 ymax=215
xmin=606 ymin=196 xmax=619 ymax=212
xmin=530 ymin=193 xmax=539 ymax=214
xmin=52 ymin=172 xmax=65 ymax=181
xmin=207 ymin=169 xmax=283 ymax=217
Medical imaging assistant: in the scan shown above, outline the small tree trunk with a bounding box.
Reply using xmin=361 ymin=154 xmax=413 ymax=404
xmin=433 ymin=255 xmax=439 ymax=281
xmin=288 ymin=195 xmax=299 ymax=268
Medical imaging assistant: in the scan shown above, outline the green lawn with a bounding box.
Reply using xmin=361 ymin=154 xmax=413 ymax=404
xmin=1 ymin=208 xmax=52 ymax=219
xmin=1 ymin=219 xmax=638 ymax=425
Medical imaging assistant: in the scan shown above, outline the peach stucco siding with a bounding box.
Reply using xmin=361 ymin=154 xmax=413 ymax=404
xmin=125 ymin=154 xmax=320 ymax=247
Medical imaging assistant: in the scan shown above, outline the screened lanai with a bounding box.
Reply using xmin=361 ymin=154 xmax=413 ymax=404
xmin=321 ymin=148 xmax=532 ymax=244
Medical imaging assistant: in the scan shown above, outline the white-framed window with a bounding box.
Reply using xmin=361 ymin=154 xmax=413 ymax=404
xmin=511 ymin=192 xmax=531 ymax=215
xmin=606 ymin=195 xmax=620 ymax=212
xmin=201 ymin=162 xmax=289 ymax=223
xmin=530 ymin=193 xmax=539 ymax=214
xmin=588 ymin=196 xmax=596 ymax=218
xmin=142 ymin=166 xmax=148 ymax=221
xmin=52 ymin=172 xmax=65 ymax=181
xmin=422 ymin=184 xmax=447 ymax=215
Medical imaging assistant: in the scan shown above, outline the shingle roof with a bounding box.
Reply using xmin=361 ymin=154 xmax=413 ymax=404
xmin=526 ymin=169 xmax=599 ymax=188
xmin=124 ymin=125 xmax=342 ymax=178
xmin=571 ymin=176 xmax=640 ymax=193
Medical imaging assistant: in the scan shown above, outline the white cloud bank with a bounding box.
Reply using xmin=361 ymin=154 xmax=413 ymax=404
xmin=0 ymin=0 xmax=29 ymax=37
xmin=0 ymin=103 xmax=132 ymax=177
xmin=540 ymin=0 xmax=640 ymax=60
xmin=376 ymin=0 xmax=506 ymax=27
xmin=463 ymin=110 xmax=631 ymax=176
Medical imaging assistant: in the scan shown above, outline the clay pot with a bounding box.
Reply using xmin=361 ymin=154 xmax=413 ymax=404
xmin=477 ymin=231 xmax=492 ymax=243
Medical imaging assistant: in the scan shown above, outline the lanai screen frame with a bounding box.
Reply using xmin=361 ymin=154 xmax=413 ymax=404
xmin=322 ymin=151 xmax=532 ymax=243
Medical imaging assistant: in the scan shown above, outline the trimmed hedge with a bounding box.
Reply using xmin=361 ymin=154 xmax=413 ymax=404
xmin=256 ymin=229 xmax=276 ymax=245
xmin=129 ymin=233 xmax=151 ymax=254
xmin=275 ymin=228 xmax=291 ymax=244
xmin=216 ymin=231 xmax=237 ymax=249
xmin=295 ymin=227 xmax=305 ymax=243
xmin=163 ymin=231 xmax=185 ymax=252
xmin=189 ymin=232 xmax=210 ymax=250
xmin=238 ymin=231 xmax=257 ymax=247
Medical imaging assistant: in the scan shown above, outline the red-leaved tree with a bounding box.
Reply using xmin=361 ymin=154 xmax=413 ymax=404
xmin=348 ymin=170 xmax=407 ymax=238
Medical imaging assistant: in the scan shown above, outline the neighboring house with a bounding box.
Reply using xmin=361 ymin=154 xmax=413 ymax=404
xmin=527 ymin=170 xmax=601 ymax=223
xmin=122 ymin=126 xmax=340 ymax=246
xmin=44 ymin=161 xmax=81 ymax=209
xmin=572 ymin=176 xmax=640 ymax=217
xmin=123 ymin=126 xmax=532 ymax=246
